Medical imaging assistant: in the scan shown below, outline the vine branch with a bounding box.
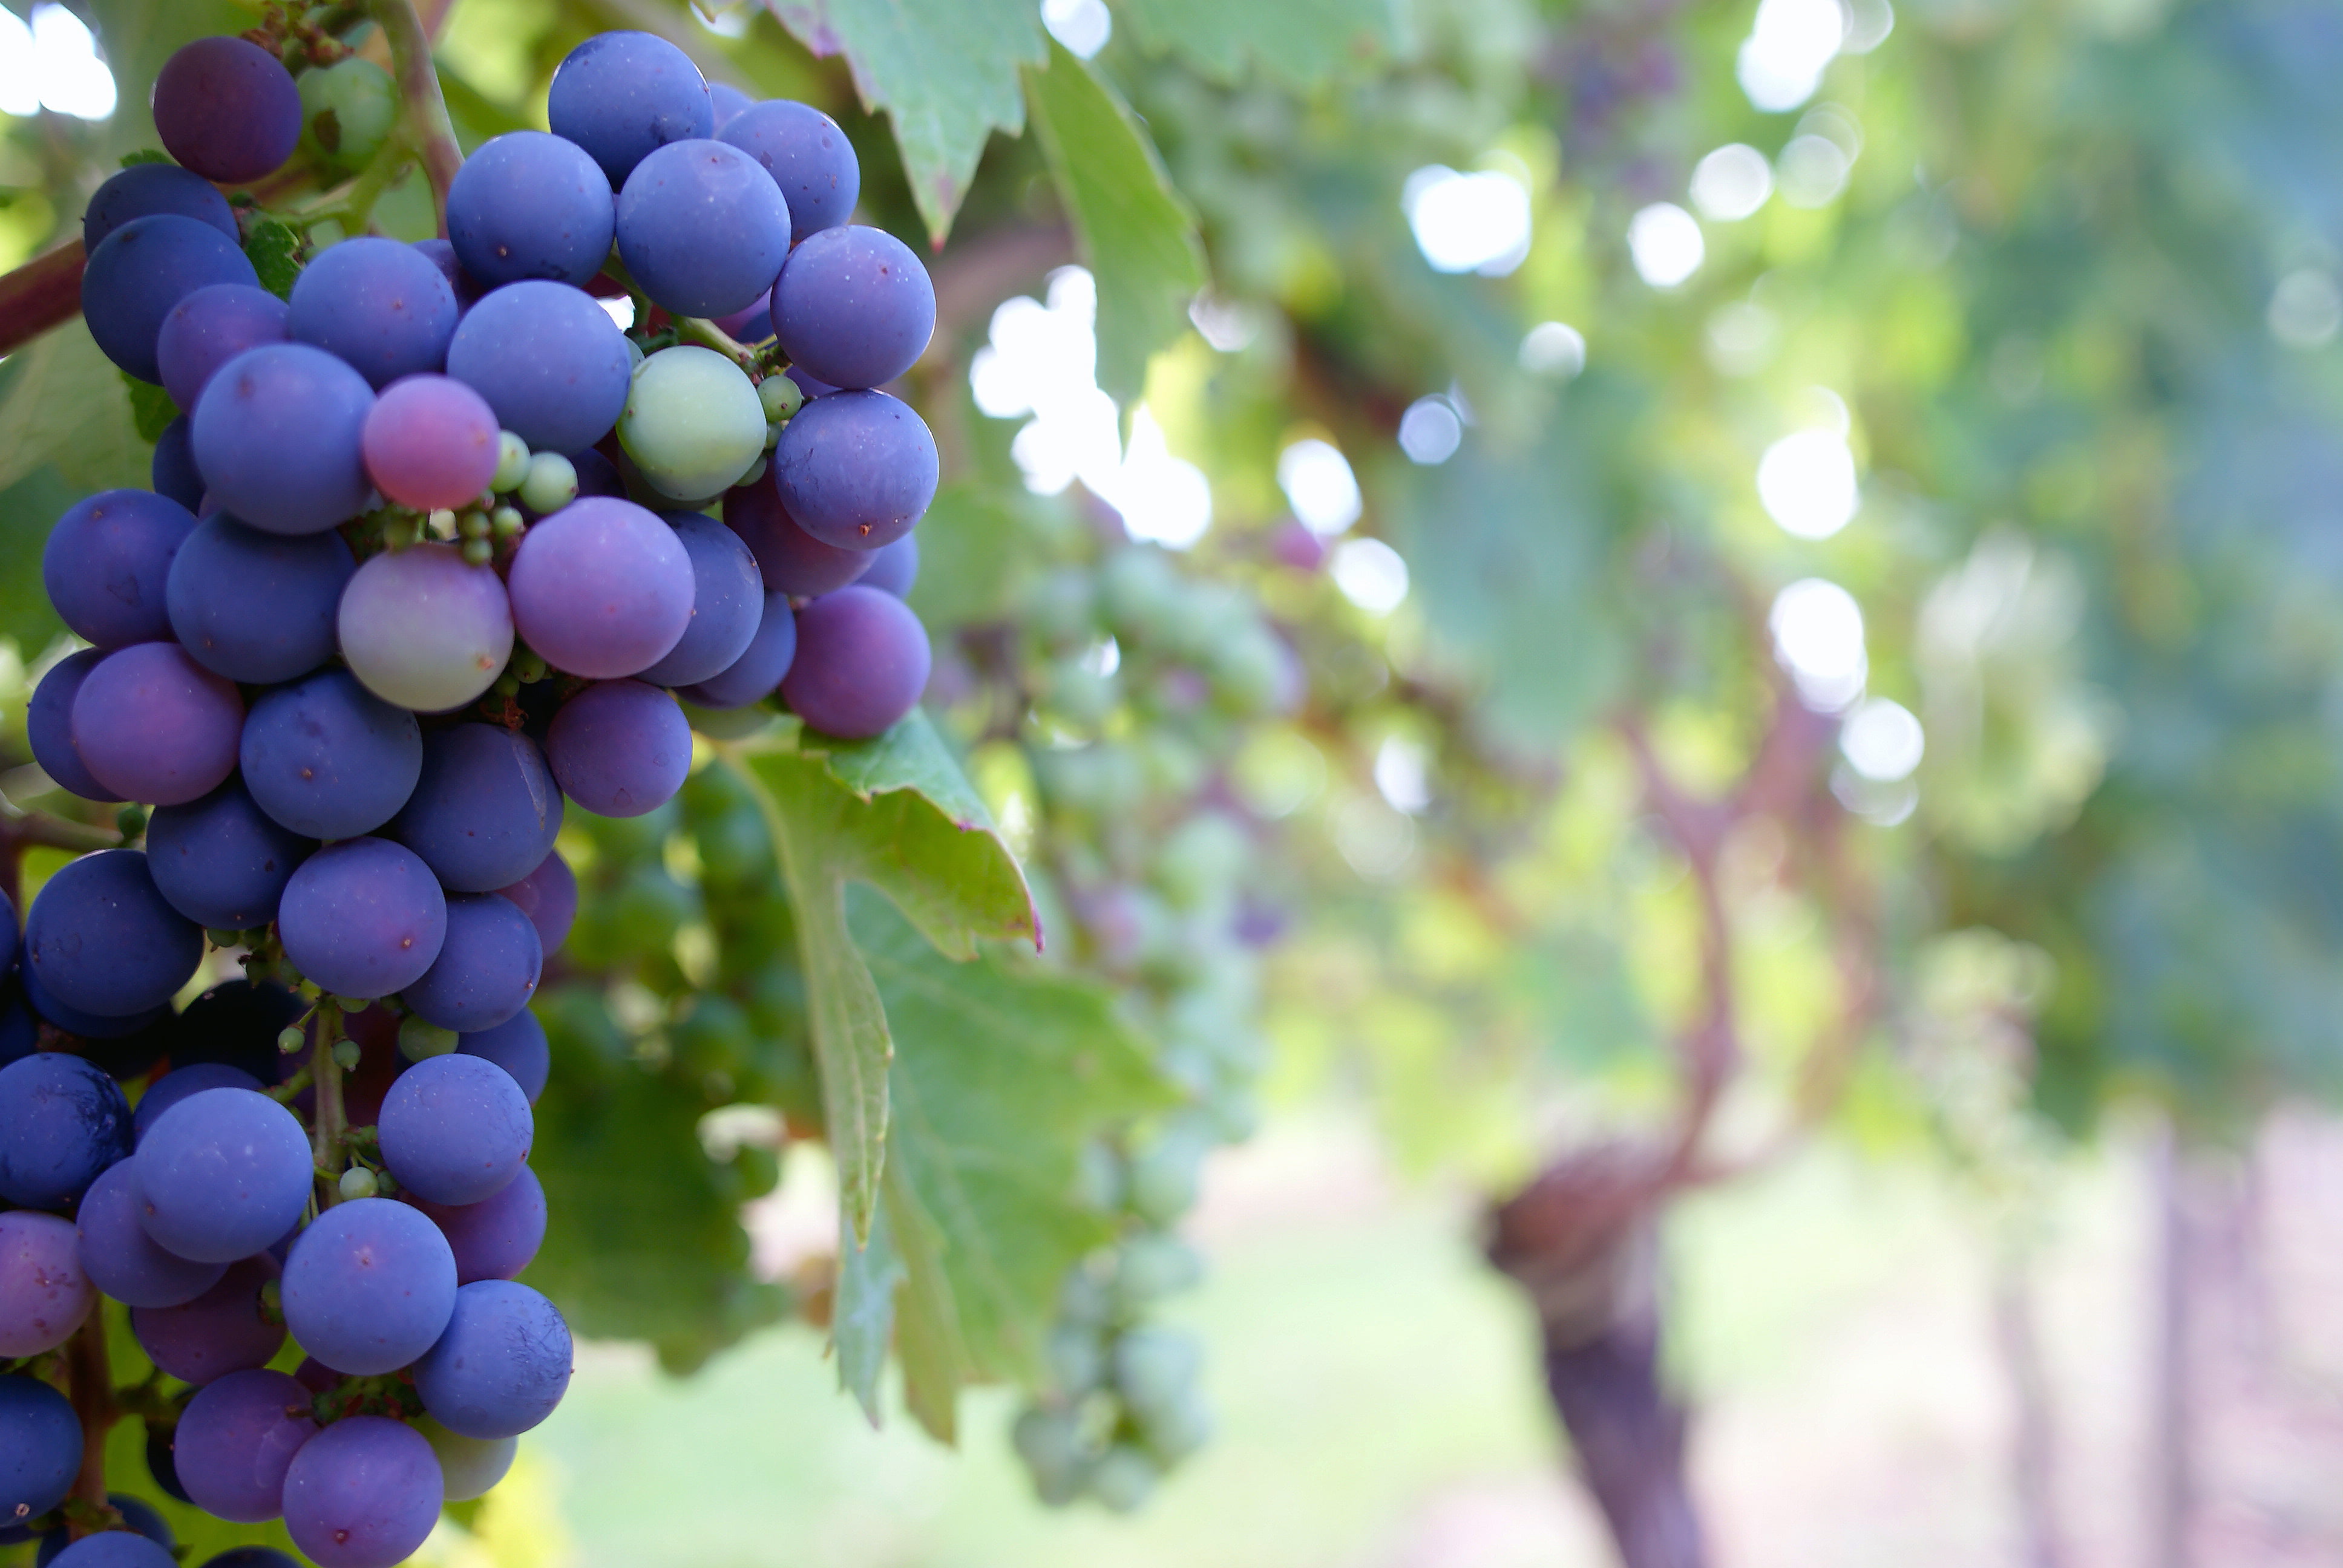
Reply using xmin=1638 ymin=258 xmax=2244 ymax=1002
xmin=0 ymin=242 xmax=84 ymax=360
xmin=61 ymin=1312 xmax=114 ymax=1535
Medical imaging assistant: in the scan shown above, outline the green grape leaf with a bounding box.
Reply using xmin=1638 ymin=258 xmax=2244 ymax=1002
xmin=907 ymin=482 xmax=1023 ymax=631
xmin=243 ymin=216 xmax=303 ymax=301
xmin=1023 ymin=41 xmax=1207 ymax=405
xmin=0 ymin=322 xmax=151 ymax=497
xmin=1113 ymin=0 xmax=1398 ymax=86
xmin=122 ymin=373 xmax=177 ymax=443
xmin=831 ymin=1189 xmax=908 ymax=1422
xmin=761 ymin=0 xmax=1047 ymax=243
xmin=728 ymin=713 xmax=1036 ymax=1243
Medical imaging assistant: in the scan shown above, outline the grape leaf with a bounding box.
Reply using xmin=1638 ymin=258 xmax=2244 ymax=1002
xmin=0 ymin=322 xmax=151 ymax=497
xmin=1113 ymin=0 xmax=1400 ymax=86
xmin=1023 ymin=41 xmax=1208 ymax=406
xmin=242 ymin=217 xmax=303 ymax=301
xmin=122 ymin=372 xmax=177 ymax=443
xmin=727 ymin=713 xmax=1036 ymax=1243
xmin=760 ymin=0 xmax=1048 ymax=243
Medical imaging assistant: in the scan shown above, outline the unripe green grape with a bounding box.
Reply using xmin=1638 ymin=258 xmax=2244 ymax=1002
xmin=1098 ymin=550 xmax=1183 ymax=644
xmin=457 ymin=509 xmax=491 ymax=540
xmin=1112 ymin=1325 xmax=1201 ymax=1419
xmin=1043 ymin=1322 xmax=1106 ymax=1394
xmin=624 ymin=336 xmax=645 ymax=371
xmin=758 ymin=374 xmax=803 ymax=422
xmin=617 ymin=346 xmax=766 ymax=500
xmin=398 ymin=1015 xmax=459 ymax=1061
xmin=332 ymin=1038 xmax=362 ymax=1070
xmin=1086 ymin=1446 xmax=1158 ymax=1512
xmin=277 ymin=1027 xmax=306 ymax=1055
xmin=1012 ymin=1406 xmax=1086 ymax=1472
xmin=1152 ymin=812 xmax=1248 ymax=910
xmin=1059 ymin=1267 xmax=1113 ymax=1327
xmin=736 ymin=454 xmax=767 ymax=489
xmin=680 ymin=697 xmax=778 ymax=741
xmin=460 ymin=538 xmax=494 ymax=566
xmin=491 ymin=506 xmax=524 ymax=538
xmin=1041 ymin=658 xmax=1118 ymax=728
xmin=298 ymin=58 xmax=397 ymax=174
xmin=762 ymin=420 xmax=783 ymax=451
xmin=519 ymin=452 xmax=578 ymax=515
xmin=338 ymin=1166 xmax=378 ymax=1201
xmin=1138 ymin=1389 xmax=1213 ymax=1464
xmin=1112 ymin=1235 xmax=1204 ymax=1313
xmin=491 ymin=431 xmax=531 ymax=491
xmin=1126 ymin=1130 xmax=1208 ymax=1225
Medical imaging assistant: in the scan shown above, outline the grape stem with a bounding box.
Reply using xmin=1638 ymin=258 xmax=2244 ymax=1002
xmin=310 ymin=1005 xmax=349 ymax=1206
xmin=368 ymin=0 xmax=461 ymax=236
xmin=304 ymin=129 xmax=416 ymax=236
xmin=677 ymin=315 xmax=761 ymax=371
xmin=61 ymin=1311 xmax=114 ymax=1535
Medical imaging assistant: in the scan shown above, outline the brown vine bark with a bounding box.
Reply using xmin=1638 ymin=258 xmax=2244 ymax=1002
xmin=0 ymin=242 xmax=85 ymax=361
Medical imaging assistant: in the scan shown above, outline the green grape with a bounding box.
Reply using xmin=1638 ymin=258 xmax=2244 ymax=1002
xmin=678 ymin=697 xmax=777 ymax=740
xmin=338 ymin=1166 xmax=379 ymax=1201
xmin=1112 ymin=1234 xmax=1204 ymax=1313
xmin=536 ymin=984 xmax=632 ymax=1066
xmin=618 ymin=346 xmax=767 ymax=500
xmin=398 ymin=1015 xmax=459 ymax=1061
xmin=1112 ymin=1325 xmax=1201 ymax=1419
xmin=1136 ymin=730 xmax=1206 ymax=797
xmin=298 ymin=58 xmax=397 ymax=174
xmin=1022 ymin=568 xmax=1097 ymax=645
xmin=609 ymin=864 xmax=703 ymax=959
xmin=1210 ymin=628 xmax=1291 ymax=715
xmin=1036 ymin=744 xmax=1144 ymax=815
xmin=1059 ymin=1266 xmax=1113 ymax=1327
xmin=519 ymin=451 xmax=578 ymax=515
xmin=1152 ymin=812 xmax=1249 ymax=910
xmin=1138 ymin=1389 xmax=1213 ymax=1464
xmin=757 ymin=373 xmax=803 ymax=422
xmin=1043 ymin=1322 xmax=1106 ymax=1394
xmin=491 ymin=431 xmax=531 ymax=491
xmin=1012 ymin=1407 xmax=1090 ymax=1505
xmin=1126 ymin=1126 xmax=1210 ymax=1225
xmin=1041 ymin=657 xmax=1119 ymax=728
xmin=1098 ymin=550 xmax=1183 ymax=644
xmin=1086 ymin=1445 xmax=1159 ymax=1512
xmin=673 ymin=993 xmax=754 ymax=1078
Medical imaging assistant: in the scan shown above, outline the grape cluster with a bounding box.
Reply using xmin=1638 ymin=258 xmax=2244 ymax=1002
xmin=3 ymin=21 xmax=943 ymax=1565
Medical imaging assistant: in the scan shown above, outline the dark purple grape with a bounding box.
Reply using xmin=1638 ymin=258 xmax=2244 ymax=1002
xmin=860 ymin=532 xmax=919 ymax=598
xmin=445 ymin=280 xmax=631 ymax=454
xmin=723 ymin=468 xmax=871 ymax=595
xmin=281 ymin=1199 xmax=456 ymax=1374
xmin=445 ymin=131 xmax=617 ymax=289
xmin=82 ymin=163 xmax=238 ymax=253
xmin=406 ymin=1160 xmax=546 ymax=1279
xmin=780 ymin=585 xmax=931 ymax=738
xmin=152 ymin=416 xmax=203 ymax=511
xmin=70 ymin=642 xmax=243 ymax=806
xmin=280 ymin=1415 xmax=442 ymax=1568
xmin=377 ymin=1052 xmax=531 ymax=1204
xmin=170 ymin=1368 xmax=316 ymax=1523
xmin=680 ymin=591 xmax=796 ymax=709
xmin=360 ymin=373 xmax=501 ymax=510
xmin=411 ymin=238 xmax=483 ymax=310
xmin=548 ymin=31 xmax=712 ymax=186
xmin=25 ymin=850 xmax=202 ymax=1022
xmin=191 ymin=342 xmax=376 ymax=535
xmin=152 ymin=37 xmax=302 ymax=182
xmin=33 ymin=1495 xmax=171 ymax=1567
xmin=277 ymin=837 xmax=448 ymax=999
xmin=506 ymin=497 xmax=694 ymax=678
xmin=401 ymin=893 xmax=542 ymax=1032
xmin=772 ymin=389 xmax=937 ymax=550
xmin=134 ymin=1088 xmax=312 ymax=1264
xmin=0 ymin=1211 xmax=93 ymax=1354
xmin=787 ymin=365 xmax=839 ymax=400
xmin=708 ymin=82 xmax=752 ymax=131
xmin=719 ymin=99 xmax=860 ymax=240
xmin=77 ymin=1157 xmax=226 ymax=1306
xmin=637 ymin=513 xmax=764 ymax=686
xmin=42 ymin=489 xmax=196 ymax=648
xmin=392 ymin=725 xmax=563 ymax=893
xmin=770 ymin=225 xmax=934 ymax=390
xmin=0 ymin=993 xmax=34 ymax=1069
xmin=133 ymin=1063 xmax=263 ymax=1143
xmin=28 ymin=650 xmax=114 ymax=801
xmin=569 ymin=446 xmax=626 ymax=500
xmin=154 ymin=283 xmax=290 ymax=411
xmin=0 ymin=1376 xmax=80 ymax=1527
xmin=146 ymin=777 xmax=313 ymax=930
xmin=546 ymin=680 xmax=691 ymax=815
xmin=494 ymin=851 xmax=575 ymax=959
xmin=240 ymin=668 xmax=423 ymax=841
xmin=289 ymin=237 xmax=460 ymax=388
xmin=129 ymin=1253 xmax=284 ymax=1384
xmin=18 ymin=967 xmax=163 ymax=1042
xmin=616 ymin=139 xmax=790 ymax=318
xmin=166 ymin=514 xmax=353 ymax=684
xmin=456 ymin=1011 xmax=549 ymax=1104
xmin=414 ymin=1280 xmax=571 ymax=1437
xmin=82 ymin=214 xmax=261 ymax=383
xmin=172 ymin=979 xmax=302 ymax=1085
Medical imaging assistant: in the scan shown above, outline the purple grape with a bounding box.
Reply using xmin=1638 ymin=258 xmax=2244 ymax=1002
xmin=81 ymin=214 xmax=261 ymax=382
xmin=359 ymin=373 xmax=501 ymax=511
xmin=772 ymin=389 xmax=937 ymax=550
xmin=173 ymin=980 xmax=302 ymax=1086
xmin=146 ymin=777 xmax=313 ymax=931
xmin=724 ymin=467 xmax=871 ymax=593
xmin=18 ymin=967 xmax=163 ymax=1042
xmin=548 ymin=30 xmax=713 ymax=186
xmin=390 ymin=725 xmax=563 ymax=893
xmin=617 ymin=139 xmax=790 ymax=317
xmin=47 ymin=1533 xmax=174 ymax=1568
xmin=401 ymin=893 xmax=542 ymax=1032
xmin=42 ymin=488 xmax=197 ymax=648
xmin=280 ymin=1415 xmax=442 ymax=1568
xmin=193 ymin=1546 xmax=301 ymax=1568
xmin=152 ymin=416 xmax=203 ymax=511
xmin=0 ymin=993 xmax=34 ymax=1069
xmin=337 ymin=543 xmax=514 ymax=713
xmin=134 ymin=1088 xmax=312 ymax=1264
xmin=281 ymin=1199 xmax=456 ymax=1374
xmin=191 ymin=343 xmax=376 ymax=535
xmin=445 ymin=131 xmax=617 ymax=290
xmin=25 ymin=850 xmax=203 ymax=1021
xmin=410 ymin=238 xmax=483 ymax=310
xmin=133 ymin=1064 xmax=262 ymax=1143
xmin=787 ymin=365 xmax=839 ymax=400
xmin=171 ymin=1368 xmax=316 ymax=1523
xmin=494 ymin=852 xmax=575 ymax=959
xmin=546 ymin=681 xmax=691 ymax=817
xmin=33 ymin=1495 xmax=171 ymax=1567
xmin=82 ymin=163 xmax=237 ymax=253
xmin=770 ymin=226 xmax=934 ymax=390
xmin=718 ymin=99 xmax=860 ymax=240
xmin=708 ymin=81 xmax=752 ymax=131
xmin=166 ymin=513 xmax=355 ymax=684
xmin=860 ymin=532 xmax=919 ymax=598
xmin=376 ymin=1053 xmax=531 ymax=1205
xmin=0 ymin=1376 xmax=79 ymax=1525
xmin=407 ymin=1160 xmax=545 ymax=1280
xmin=130 ymin=1253 xmax=284 ymax=1384
xmin=444 ymin=280 xmax=631 ymax=454
xmin=240 ymin=668 xmax=423 ymax=841
xmin=506 ymin=497 xmax=694 ymax=678
xmin=152 ymin=37 xmax=301 ymax=182
xmin=154 ymin=283 xmax=290 ymax=413
xmin=569 ymin=446 xmax=626 ymax=500
xmin=289 ymin=237 xmax=461 ymax=389
xmin=277 ymin=837 xmax=448 ymax=999
xmin=637 ymin=513 xmax=764 ymax=686
xmin=680 ymin=591 xmax=796 ymax=709
xmin=78 ymin=1158 xmax=226 ymax=1308
xmin=0 ymin=1212 xmax=93 ymax=1355
xmin=414 ymin=1280 xmax=571 ymax=1438
xmin=70 ymin=642 xmax=243 ymax=806
xmin=28 ymin=650 xmax=115 ymax=802
xmin=781 ymin=585 xmax=931 ymax=738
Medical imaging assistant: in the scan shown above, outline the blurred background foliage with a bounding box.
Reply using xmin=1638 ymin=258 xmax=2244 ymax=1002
xmin=4 ymin=0 xmax=2342 ymax=1559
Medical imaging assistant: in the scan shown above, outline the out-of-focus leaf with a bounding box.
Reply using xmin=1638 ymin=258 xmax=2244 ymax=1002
xmin=0 ymin=469 xmax=73 ymax=653
xmin=831 ymin=1186 xmax=906 ymax=1422
xmin=908 ymin=482 xmax=1022 ymax=631
xmin=1023 ymin=40 xmax=1207 ymax=405
xmin=0 ymin=324 xmax=149 ymax=497
xmin=1115 ymin=0 xmax=1398 ymax=87
xmin=760 ymin=0 xmax=1047 ymax=243
xmin=123 ymin=374 xmax=176 ymax=443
